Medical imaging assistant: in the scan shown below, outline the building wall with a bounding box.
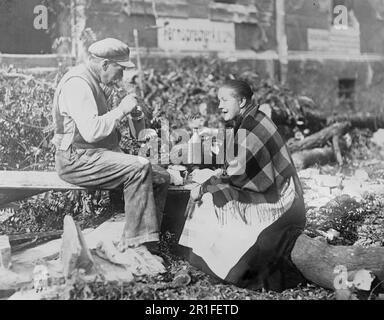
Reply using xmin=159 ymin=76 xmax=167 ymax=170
xmin=80 ymin=0 xmax=384 ymax=116
xmin=287 ymin=58 xmax=384 ymax=116
xmin=82 ymin=0 xmax=276 ymax=54
xmin=79 ymin=0 xmax=278 ymax=82
xmin=2 ymin=0 xmax=384 ymax=116
xmin=83 ymin=0 xmax=158 ymax=48
xmin=285 ymin=0 xmax=384 ymax=55
xmin=354 ymin=0 xmax=384 ymax=54
xmin=286 ymin=0 xmax=331 ymax=52
xmin=284 ymin=0 xmax=384 ymax=114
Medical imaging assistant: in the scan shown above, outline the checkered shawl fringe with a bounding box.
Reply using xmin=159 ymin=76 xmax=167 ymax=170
xmin=212 ymin=177 xmax=296 ymax=226
xmin=200 ymin=105 xmax=300 ymax=225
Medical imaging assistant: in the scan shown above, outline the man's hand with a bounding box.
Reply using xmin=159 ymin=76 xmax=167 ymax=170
xmin=138 ymin=129 xmax=158 ymax=141
xmin=118 ymin=94 xmax=139 ymax=115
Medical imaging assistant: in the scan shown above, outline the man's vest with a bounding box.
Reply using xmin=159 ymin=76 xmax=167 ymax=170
xmin=52 ymin=64 xmax=119 ymax=150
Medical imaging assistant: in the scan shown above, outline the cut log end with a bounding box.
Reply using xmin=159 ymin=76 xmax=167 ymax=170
xmin=291 ymin=234 xmax=384 ymax=290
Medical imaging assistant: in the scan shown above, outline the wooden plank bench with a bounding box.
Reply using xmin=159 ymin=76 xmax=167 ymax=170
xmin=0 ymin=171 xmax=197 ymax=207
xmin=0 ymin=170 xmax=197 ymax=242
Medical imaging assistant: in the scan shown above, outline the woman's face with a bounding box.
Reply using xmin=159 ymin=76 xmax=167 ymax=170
xmin=217 ymin=87 xmax=243 ymax=121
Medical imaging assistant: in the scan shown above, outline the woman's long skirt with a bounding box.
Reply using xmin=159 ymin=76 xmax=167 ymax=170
xmin=179 ymin=185 xmax=306 ymax=292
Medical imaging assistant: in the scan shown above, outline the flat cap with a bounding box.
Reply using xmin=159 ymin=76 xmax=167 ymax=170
xmin=88 ymin=38 xmax=135 ymax=69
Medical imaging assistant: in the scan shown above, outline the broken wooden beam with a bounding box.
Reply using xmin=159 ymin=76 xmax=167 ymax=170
xmin=60 ymin=216 xmax=94 ymax=279
xmin=327 ymin=112 xmax=384 ymax=132
xmin=9 ymin=231 xmax=63 ymax=243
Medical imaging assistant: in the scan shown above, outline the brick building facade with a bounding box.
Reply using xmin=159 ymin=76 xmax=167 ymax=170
xmin=1 ymin=0 xmax=384 ymax=114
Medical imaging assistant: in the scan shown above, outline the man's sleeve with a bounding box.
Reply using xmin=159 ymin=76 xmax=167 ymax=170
xmin=61 ymin=78 xmax=125 ymax=143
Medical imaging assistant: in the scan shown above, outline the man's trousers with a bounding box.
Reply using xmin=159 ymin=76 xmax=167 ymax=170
xmin=55 ymin=146 xmax=170 ymax=247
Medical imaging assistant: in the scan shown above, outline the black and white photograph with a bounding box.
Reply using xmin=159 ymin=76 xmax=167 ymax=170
xmin=1 ymin=0 xmax=384 ymax=307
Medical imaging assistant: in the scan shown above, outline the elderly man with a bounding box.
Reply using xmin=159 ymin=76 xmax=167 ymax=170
xmin=52 ymin=38 xmax=170 ymax=262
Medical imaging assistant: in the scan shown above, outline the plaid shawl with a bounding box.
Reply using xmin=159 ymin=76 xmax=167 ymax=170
xmin=201 ymin=105 xmax=302 ymax=213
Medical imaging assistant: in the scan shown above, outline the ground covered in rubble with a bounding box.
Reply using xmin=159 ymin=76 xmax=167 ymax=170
xmin=65 ymin=233 xmax=335 ymax=301
xmin=64 ymin=195 xmax=384 ymax=301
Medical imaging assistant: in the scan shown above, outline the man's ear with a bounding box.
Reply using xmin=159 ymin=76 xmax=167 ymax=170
xmin=101 ymin=59 xmax=109 ymax=71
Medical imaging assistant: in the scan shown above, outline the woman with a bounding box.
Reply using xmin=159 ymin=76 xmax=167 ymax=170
xmin=179 ymin=80 xmax=307 ymax=292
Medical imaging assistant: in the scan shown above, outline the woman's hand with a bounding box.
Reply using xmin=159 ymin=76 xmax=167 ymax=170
xmin=226 ymin=159 xmax=241 ymax=176
xmin=190 ymin=168 xmax=216 ymax=184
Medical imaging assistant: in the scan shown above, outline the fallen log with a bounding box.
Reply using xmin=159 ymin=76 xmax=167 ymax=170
xmin=291 ymin=234 xmax=384 ymax=290
xmin=291 ymin=146 xmax=335 ymax=170
xmin=273 ymin=106 xmax=384 ymax=134
xmin=288 ymin=122 xmax=350 ymax=153
xmin=327 ymin=112 xmax=384 ymax=131
xmin=272 ymin=105 xmax=327 ymax=133
xmin=301 ymin=106 xmax=328 ymax=133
